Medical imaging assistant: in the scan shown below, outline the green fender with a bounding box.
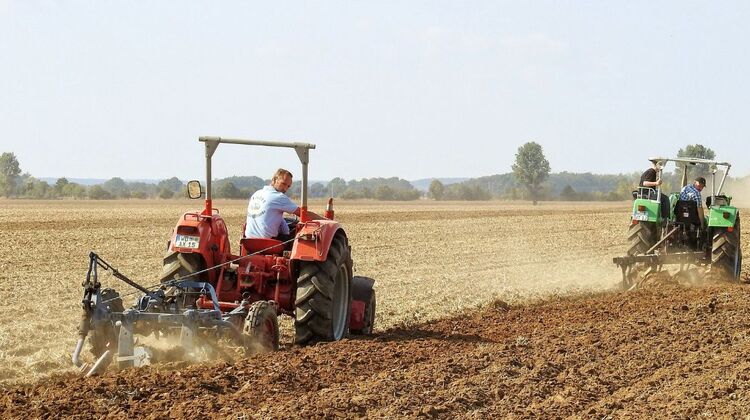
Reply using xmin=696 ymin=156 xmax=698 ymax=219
xmin=708 ymin=206 xmax=739 ymax=228
xmin=631 ymin=198 xmax=662 ymax=223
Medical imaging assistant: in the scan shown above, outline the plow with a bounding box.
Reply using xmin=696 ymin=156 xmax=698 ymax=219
xmin=614 ymin=157 xmax=742 ymax=290
xmin=73 ymin=136 xmax=376 ymax=375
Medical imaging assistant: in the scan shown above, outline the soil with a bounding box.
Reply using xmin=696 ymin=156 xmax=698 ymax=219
xmin=4 ymin=282 xmax=750 ymax=418
xmin=1 ymin=200 xmax=747 ymax=417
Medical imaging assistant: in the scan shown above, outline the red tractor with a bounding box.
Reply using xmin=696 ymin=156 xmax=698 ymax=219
xmin=74 ymin=136 xmax=375 ymax=372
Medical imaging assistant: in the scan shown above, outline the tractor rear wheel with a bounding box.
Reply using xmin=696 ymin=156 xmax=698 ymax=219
xmin=711 ymin=216 xmax=742 ymax=281
xmin=294 ymin=234 xmax=352 ymax=345
xmin=622 ymin=221 xmax=658 ymax=290
xmin=89 ymin=288 xmax=124 ymax=358
xmin=627 ymin=221 xmax=657 ymax=256
xmin=158 ymin=249 xmax=204 ymax=283
xmin=243 ymin=301 xmax=279 ymax=353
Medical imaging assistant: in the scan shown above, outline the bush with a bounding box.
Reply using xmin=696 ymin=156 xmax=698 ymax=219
xmin=88 ymin=185 xmax=112 ymax=200
xmin=158 ymin=188 xmax=174 ymax=199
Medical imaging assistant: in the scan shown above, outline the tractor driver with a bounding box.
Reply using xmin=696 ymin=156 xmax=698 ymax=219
xmin=679 ymin=176 xmax=707 ymax=225
xmin=245 ymin=168 xmax=322 ymax=242
xmin=639 ymin=160 xmax=670 ymax=221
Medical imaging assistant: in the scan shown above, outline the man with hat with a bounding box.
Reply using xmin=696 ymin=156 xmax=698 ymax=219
xmin=679 ymin=176 xmax=707 ymax=225
xmin=639 ymin=159 xmax=670 ymax=221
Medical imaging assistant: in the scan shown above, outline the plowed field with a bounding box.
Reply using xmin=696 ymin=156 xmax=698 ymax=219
xmin=1 ymin=199 xmax=748 ymax=417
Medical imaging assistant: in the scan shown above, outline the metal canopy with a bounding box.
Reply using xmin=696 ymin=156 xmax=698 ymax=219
xmin=646 ymin=156 xmax=733 ymax=206
xmin=647 ymin=156 xmax=731 ymax=168
xmin=197 ymin=136 xmax=316 ymax=210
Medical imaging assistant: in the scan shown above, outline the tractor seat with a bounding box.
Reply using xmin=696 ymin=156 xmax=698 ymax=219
xmin=241 ymin=238 xmax=285 ymax=256
xmin=674 ymin=200 xmax=701 ymax=225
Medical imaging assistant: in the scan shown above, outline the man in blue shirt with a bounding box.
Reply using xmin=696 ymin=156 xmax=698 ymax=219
xmin=245 ymin=168 xmax=322 ymax=240
xmin=679 ymin=176 xmax=707 ymax=224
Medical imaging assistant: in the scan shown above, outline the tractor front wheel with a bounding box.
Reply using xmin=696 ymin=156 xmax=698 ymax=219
xmin=243 ymin=301 xmax=279 ymax=353
xmin=294 ymin=234 xmax=352 ymax=345
xmin=711 ymin=216 xmax=742 ymax=281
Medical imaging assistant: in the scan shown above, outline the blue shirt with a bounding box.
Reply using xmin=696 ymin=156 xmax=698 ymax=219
xmin=245 ymin=186 xmax=299 ymax=238
xmin=679 ymin=184 xmax=703 ymax=205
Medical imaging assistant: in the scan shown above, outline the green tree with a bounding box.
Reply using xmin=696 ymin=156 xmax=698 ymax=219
xmin=374 ymin=185 xmax=395 ymax=201
xmin=54 ymin=178 xmax=69 ymax=195
xmin=24 ymin=178 xmax=50 ymax=198
xmin=88 ymin=185 xmax=112 ymax=200
xmin=396 ymin=189 xmax=421 ymax=200
xmin=310 ymin=182 xmax=326 ymax=198
xmin=560 ymin=185 xmax=577 ymax=201
xmin=428 ymin=179 xmax=445 ymax=200
xmin=102 ymin=177 xmax=130 ymax=199
xmin=327 ymin=177 xmax=347 ymax=197
xmin=157 ymin=177 xmax=184 ymax=193
xmin=128 ymin=182 xmax=155 ymax=199
xmin=340 ymin=187 xmax=363 ymax=199
xmin=63 ymin=183 xmax=86 ymax=199
xmin=217 ymin=181 xmax=242 ymax=199
xmin=512 ymin=142 xmax=550 ymax=205
xmin=676 ymin=144 xmax=716 ymax=183
xmin=0 ymin=152 xmax=22 ymax=197
xmin=158 ymin=188 xmax=174 ymax=199
xmin=615 ymin=179 xmax=634 ymax=200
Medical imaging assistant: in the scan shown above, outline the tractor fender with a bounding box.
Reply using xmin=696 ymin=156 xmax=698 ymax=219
xmin=351 ymin=276 xmax=375 ymax=301
xmin=291 ymin=220 xmax=346 ymax=262
xmin=168 ymin=211 xmax=231 ymax=284
xmin=708 ymin=206 xmax=739 ymax=228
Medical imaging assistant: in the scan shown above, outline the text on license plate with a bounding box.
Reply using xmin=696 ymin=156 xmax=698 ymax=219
xmin=175 ymin=234 xmax=200 ymax=249
xmin=633 ymin=211 xmax=649 ymax=221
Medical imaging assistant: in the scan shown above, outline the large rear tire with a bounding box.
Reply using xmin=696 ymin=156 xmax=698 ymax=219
xmin=89 ymin=288 xmax=124 ymax=358
xmin=622 ymin=221 xmax=658 ymax=290
xmin=158 ymin=249 xmax=204 ymax=283
xmin=711 ymin=216 xmax=742 ymax=281
xmin=627 ymin=221 xmax=657 ymax=256
xmin=294 ymin=234 xmax=352 ymax=345
xmin=243 ymin=301 xmax=279 ymax=353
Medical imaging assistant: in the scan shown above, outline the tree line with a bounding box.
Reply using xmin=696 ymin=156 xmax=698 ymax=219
xmin=0 ymin=143 xmax=738 ymax=202
xmin=0 ymin=153 xmax=424 ymax=200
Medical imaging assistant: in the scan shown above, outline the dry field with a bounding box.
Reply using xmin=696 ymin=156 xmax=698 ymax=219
xmin=0 ymin=199 xmax=633 ymax=384
xmin=2 ymin=198 xmax=750 ymax=417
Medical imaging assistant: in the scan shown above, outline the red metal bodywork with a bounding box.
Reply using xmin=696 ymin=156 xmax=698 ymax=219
xmin=348 ymin=300 xmax=366 ymax=330
xmin=291 ymin=219 xmax=344 ymax=262
xmin=169 ymin=210 xmax=231 ymax=286
xmin=167 ymin=207 xmax=346 ymax=315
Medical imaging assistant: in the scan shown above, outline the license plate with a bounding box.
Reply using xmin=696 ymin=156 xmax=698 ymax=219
xmin=633 ymin=211 xmax=649 ymax=221
xmin=175 ymin=234 xmax=200 ymax=248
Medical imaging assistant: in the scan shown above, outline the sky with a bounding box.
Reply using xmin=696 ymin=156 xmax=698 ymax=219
xmin=1 ymin=1 xmax=749 ymax=182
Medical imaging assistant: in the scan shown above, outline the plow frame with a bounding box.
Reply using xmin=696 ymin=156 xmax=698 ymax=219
xmin=74 ymin=253 xmax=251 ymax=373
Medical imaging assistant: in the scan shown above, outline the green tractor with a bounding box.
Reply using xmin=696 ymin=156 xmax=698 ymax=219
xmin=614 ymin=157 xmax=742 ymax=290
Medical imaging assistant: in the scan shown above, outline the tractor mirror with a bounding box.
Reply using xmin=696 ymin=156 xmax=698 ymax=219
xmin=187 ymin=180 xmax=202 ymax=199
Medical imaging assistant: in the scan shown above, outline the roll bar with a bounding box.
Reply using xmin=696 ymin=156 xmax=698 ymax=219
xmin=646 ymin=157 xmax=732 ymax=208
xmin=197 ymin=136 xmax=316 ymax=220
